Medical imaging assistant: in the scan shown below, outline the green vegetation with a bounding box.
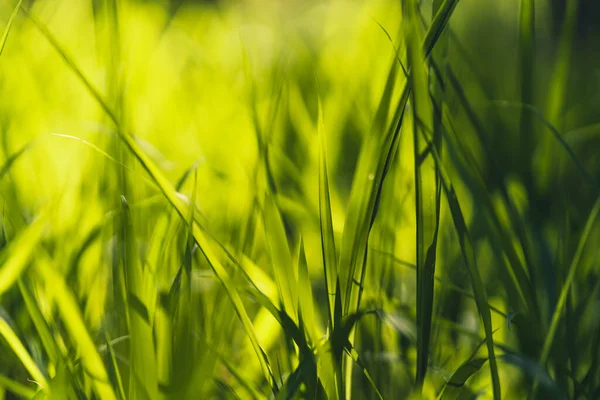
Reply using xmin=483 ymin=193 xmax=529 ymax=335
xmin=0 ymin=0 xmax=599 ymax=398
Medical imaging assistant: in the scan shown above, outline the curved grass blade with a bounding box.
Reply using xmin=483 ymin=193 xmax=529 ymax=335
xmin=440 ymin=358 xmax=487 ymax=400
xmin=0 ymin=0 xmax=22 ymax=58
xmin=439 ymin=337 xmax=488 ymax=400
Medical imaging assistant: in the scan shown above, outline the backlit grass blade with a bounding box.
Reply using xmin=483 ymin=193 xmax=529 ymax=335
xmin=419 ymin=123 xmax=501 ymax=400
xmin=296 ymin=238 xmax=318 ymax=344
xmin=24 ymin=11 xmax=277 ymax=392
xmin=263 ymin=194 xmax=298 ymax=323
xmin=338 ymin=3 xmax=460 ymax=397
xmin=404 ymin=0 xmax=441 ymax=389
xmin=0 ymin=212 xmax=47 ymax=297
xmin=344 ymin=343 xmax=383 ymax=400
xmin=0 ymin=313 xmax=47 ymax=391
xmin=439 ymin=337 xmax=487 ymax=400
xmin=34 ymin=255 xmax=116 ymax=400
xmin=119 ymin=197 xmax=158 ymax=400
xmin=440 ymin=357 xmax=487 ymax=400
xmin=0 ymin=0 xmax=22 ymax=57
xmin=340 ymin=0 xmax=461 ymax=318
xmin=103 ymin=329 xmax=127 ymax=400
xmin=317 ymin=87 xmax=338 ymax=330
xmin=0 ymin=373 xmax=37 ymax=398
xmin=17 ymin=279 xmax=61 ymax=366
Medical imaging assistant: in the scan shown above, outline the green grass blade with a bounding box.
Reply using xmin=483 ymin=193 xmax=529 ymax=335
xmin=0 ymin=373 xmax=37 ymax=398
xmin=34 ymin=255 xmax=116 ymax=400
xmin=404 ymin=0 xmax=441 ymax=388
xmin=25 ymin=11 xmax=277 ymax=392
xmin=103 ymin=330 xmax=127 ymax=400
xmin=296 ymin=238 xmax=318 ymax=344
xmin=0 ymin=313 xmax=47 ymax=391
xmin=17 ymin=279 xmax=61 ymax=366
xmin=538 ymin=196 xmax=600 ymax=365
xmin=440 ymin=358 xmax=487 ymax=400
xmin=0 ymin=213 xmax=47 ymax=297
xmin=263 ymin=194 xmax=298 ymax=322
xmin=419 ymin=125 xmax=501 ymax=399
xmin=0 ymin=0 xmax=22 ymax=57
xmin=518 ymin=0 xmax=535 ymax=189
xmin=316 ymin=87 xmax=338 ymax=330
xmin=545 ymin=0 xmax=579 ymax=126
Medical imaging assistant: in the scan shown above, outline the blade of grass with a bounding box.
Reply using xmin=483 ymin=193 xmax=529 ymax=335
xmin=518 ymin=0 xmax=535 ymax=191
xmin=0 ymin=312 xmax=47 ymax=391
xmin=17 ymin=279 xmax=61 ymax=366
xmin=418 ymin=121 xmax=501 ymax=399
xmin=34 ymin=253 xmax=116 ymax=400
xmin=103 ymin=329 xmax=127 ymax=400
xmin=0 ymin=212 xmax=47 ymax=297
xmin=0 ymin=373 xmax=36 ymax=398
xmin=404 ymin=0 xmax=441 ymax=389
xmin=263 ymin=194 xmax=298 ymax=323
xmin=316 ymin=83 xmax=338 ymax=332
xmin=0 ymin=0 xmax=22 ymax=57
xmin=439 ymin=337 xmax=488 ymax=400
xmin=535 ymin=196 xmax=600 ymax=390
xmin=339 ymin=3 xmax=461 ymax=397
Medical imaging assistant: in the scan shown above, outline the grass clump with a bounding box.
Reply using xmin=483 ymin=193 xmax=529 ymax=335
xmin=0 ymin=0 xmax=599 ymax=398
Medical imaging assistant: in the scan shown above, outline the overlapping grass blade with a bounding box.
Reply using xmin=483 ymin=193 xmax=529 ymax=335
xmin=417 ymin=121 xmax=501 ymax=399
xmin=17 ymin=279 xmax=61 ymax=366
xmin=263 ymin=194 xmax=298 ymax=322
xmin=103 ymin=330 xmax=127 ymax=400
xmin=439 ymin=337 xmax=487 ymax=400
xmin=23 ymin=9 xmax=277 ymax=392
xmin=440 ymin=357 xmax=487 ymax=400
xmin=0 ymin=373 xmax=37 ymax=398
xmin=404 ymin=0 xmax=441 ymax=388
xmin=538 ymin=196 xmax=600 ymax=368
xmin=34 ymin=254 xmax=116 ymax=400
xmin=317 ymin=86 xmax=338 ymax=330
xmin=0 ymin=311 xmax=47 ymax=391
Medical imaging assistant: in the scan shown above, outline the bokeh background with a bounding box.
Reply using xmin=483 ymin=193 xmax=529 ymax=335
xmin=0 ymin=0 xmax=599 ymax=398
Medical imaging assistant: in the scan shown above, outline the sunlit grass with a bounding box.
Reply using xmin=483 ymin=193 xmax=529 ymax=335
xmin=0 ymin=0 xmax=598 ymax=399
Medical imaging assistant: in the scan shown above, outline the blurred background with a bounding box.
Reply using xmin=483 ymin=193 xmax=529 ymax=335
xmin=0 ymin=0 xmax=599 ymax=398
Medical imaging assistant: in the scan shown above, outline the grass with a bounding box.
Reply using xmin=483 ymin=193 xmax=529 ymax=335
xmin=0 ymin=0 xmax=599 ymax=398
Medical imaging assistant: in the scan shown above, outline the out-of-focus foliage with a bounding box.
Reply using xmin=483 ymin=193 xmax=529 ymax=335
xmin=0 ymin=0 xmax=599 ymax=398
